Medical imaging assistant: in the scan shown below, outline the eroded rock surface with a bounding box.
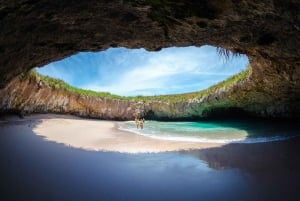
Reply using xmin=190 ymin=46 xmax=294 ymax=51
xmin=1 ymin=70 xmax=298 ymax=119
xmin=0 ymin=0 xmax=299 ymax=118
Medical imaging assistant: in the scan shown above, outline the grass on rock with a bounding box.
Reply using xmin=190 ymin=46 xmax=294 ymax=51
xmin=22 ymin=66 xmax=251 ymax=103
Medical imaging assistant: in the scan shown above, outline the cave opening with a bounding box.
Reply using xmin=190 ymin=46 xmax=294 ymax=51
xmin=35 ymin=45 xmax=249 ymax=97
xmin=1 ymin=1 xmax=300 ymax=200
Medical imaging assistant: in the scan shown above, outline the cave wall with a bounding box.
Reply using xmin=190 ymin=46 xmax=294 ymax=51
xmin=0 ymin=76 xmax=138 ymax=120
xmin=0 ymin=0 xmax=299 ymax=118
xmin=1 ymin=70 xmax=298 ymax=119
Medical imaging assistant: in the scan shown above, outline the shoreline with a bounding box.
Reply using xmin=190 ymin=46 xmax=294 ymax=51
xmin=1 ymin=114 xmax=300 ymax=201
xmin=1 ymin=113 xmax=298 ymax=153
xmin=1 ymin=114 xmax=225 ymax=153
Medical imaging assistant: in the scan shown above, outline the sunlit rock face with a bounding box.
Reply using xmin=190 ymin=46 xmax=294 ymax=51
xmin=0 ymin=77 xmax=137 ymax=120
xmin=0 ymin=0 xmax=299 ymax=118
xmin=0 ymin=71 xmax=298 ymax=119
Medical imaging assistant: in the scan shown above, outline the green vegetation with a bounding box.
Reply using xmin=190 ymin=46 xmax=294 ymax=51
xmin=23 ymin=66 xmax=251 ymax=103
xmin=22 ymin=69 xmax=125 ymax=99
xmin=142 ymin=66 xmax=252 ymax=102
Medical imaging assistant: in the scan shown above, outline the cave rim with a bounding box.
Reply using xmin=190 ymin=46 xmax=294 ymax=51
xmin=0 ymin=0 xmax=298 ymax=119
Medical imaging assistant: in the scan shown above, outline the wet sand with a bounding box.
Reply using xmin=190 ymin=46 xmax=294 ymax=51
xmin=27 ymin=114 xmax=223 ymax=153
xmin=1 ymin=114 xmax=300 ymax=201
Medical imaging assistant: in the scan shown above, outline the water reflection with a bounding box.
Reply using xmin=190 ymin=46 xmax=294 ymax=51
xmin=1 ymin=117 xmax=300 ymax=201
xmin=183 ymin=136 xmax=300 ymax=201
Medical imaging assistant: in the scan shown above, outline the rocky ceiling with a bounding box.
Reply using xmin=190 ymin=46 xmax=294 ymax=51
xmin=0 ymin=0 xmax=299 ymax=111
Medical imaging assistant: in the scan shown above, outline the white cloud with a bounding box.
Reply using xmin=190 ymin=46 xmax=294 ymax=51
xmin=38 ymin=46 xmax=249 ymax=96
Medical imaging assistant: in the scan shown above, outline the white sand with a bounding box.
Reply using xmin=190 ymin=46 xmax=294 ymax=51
xmin=2 ymin=114 xmax=225 ymax=153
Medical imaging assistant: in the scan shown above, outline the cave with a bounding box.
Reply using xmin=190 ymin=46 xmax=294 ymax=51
xmin=0 ymin=0 xmax=299 ymax=119
xmin=1 ymin=1 xmax=300 ymax=200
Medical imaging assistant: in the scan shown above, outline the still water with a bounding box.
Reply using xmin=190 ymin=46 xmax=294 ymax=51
xmin=0 ymin=119 xmax=300 ymax=201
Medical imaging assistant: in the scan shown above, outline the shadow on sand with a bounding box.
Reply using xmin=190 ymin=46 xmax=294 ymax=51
xmin=1 ymin=115 xmax=300 ymax=201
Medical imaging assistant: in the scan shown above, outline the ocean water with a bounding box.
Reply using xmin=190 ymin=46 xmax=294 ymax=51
xmin=119 ymin=120 xmax=298 ymax=143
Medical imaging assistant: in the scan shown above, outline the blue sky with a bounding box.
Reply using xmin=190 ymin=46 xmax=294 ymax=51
xmin=36 ymin=46 xmax=249 ymax=96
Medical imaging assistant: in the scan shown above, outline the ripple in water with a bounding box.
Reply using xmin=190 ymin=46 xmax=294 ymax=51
xmin=119 ymin=120 xmax=299 ymax=143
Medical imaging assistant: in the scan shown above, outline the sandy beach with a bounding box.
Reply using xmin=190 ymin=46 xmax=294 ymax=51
xmin=1 ymin=113 xmax=300 ymax=201
xmin=1 ymin=114 xmax=223 ymax=153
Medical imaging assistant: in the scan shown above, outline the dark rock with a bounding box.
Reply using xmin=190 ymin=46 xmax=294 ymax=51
xmin=0 ymin=0 xmax=299 ymax=118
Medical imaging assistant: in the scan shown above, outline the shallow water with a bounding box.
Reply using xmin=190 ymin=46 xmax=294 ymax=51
xmin=119 ymin=120 xmax=299 ymax=143
xmin=1 ymin=119 xmax=300 ymax=201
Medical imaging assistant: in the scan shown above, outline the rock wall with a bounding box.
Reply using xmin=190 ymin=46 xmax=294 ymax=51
xmin=1 ymin=70 xmax=298 ymax=119
xmin=0 ymin=77 xmax=138 ymax=120
xmin=0 ymin=0 xmax=299 ymax=118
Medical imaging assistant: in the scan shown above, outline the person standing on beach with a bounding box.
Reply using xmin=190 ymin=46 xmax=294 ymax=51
xmin=135 ymin=118 xmax=139 ymax=129
xmin=135 ymin=118 xmax=145 ymax=129
xmin=139 ymin=118 xmax=145 ymax=129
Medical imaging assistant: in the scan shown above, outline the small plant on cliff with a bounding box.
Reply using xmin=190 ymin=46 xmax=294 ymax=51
xmin=24 ymin=65 xmax=251 ymax=103
xmin=216 ymin=47 xmax=243 ymax=62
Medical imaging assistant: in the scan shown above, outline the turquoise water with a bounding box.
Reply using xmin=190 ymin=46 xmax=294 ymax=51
xmin=119 ymin=120 xmax=298 ymax=143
